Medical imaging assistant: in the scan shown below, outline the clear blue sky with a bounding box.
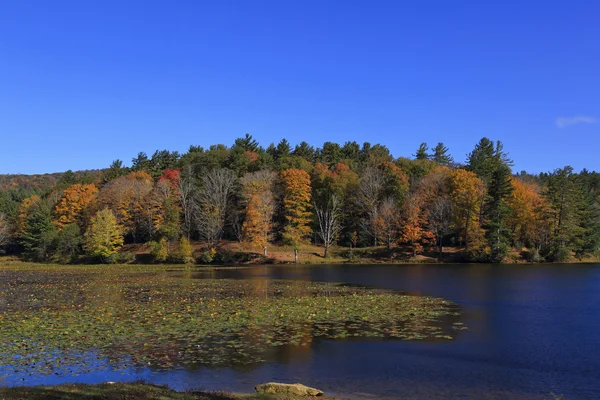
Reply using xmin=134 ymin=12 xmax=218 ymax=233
xmin=1 ymin=0 xmax=598 ymax=174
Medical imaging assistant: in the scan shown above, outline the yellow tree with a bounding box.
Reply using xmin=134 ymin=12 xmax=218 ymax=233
xmin=54 ymin=183 xmax=98 ymax=229
xmin=280 ymin=169 xmax=312 ymax=262
xmin=84 ymin=208 xmax=124 ymax=262
xmin=17 ymin=195 xmax=42 ymax=235
xmin=507 ymin=178 xmax=551 ymax=249
xmin=94 ymin=171 xmax=154 ymax=242
xmin=449 ymin=169 xmax=487 ymax=254
xmin=241 ymin=171 xmax=277 ymax=256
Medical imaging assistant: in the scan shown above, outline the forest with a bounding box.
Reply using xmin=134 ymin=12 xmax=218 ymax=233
xmin=0 ymin=135 xmax=599 ymax=264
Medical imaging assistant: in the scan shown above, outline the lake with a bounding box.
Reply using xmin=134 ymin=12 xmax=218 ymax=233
xmin=1 ymin=263 xmax=599 ymax=399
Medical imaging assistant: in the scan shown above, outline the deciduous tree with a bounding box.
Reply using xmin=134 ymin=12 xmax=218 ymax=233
xmin=54 ymin=183 xmax=98 ymax=229
xmin=85 ymin=208 xmax=124 ymax=262
xmin=315 ymin=193 xmax=342 ymax=258
xmin=197 ymin=168 xmax=237 ymax=247
xmin=449 ymin=169 xmax=487 ymax=255
xmin=240 ymin=170 xmax=277 ymax=256
xmin=280 ymin=169 xmax=312 ymax=260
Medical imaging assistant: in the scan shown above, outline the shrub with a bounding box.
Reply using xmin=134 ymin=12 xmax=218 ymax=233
xmin=115 ymin=251 xmax=136 ymax=264
xmin=150 ymin=238 xmax=169 ymax=263
xmin=171 ymin=237 xmax=194 ymax=264
xmin=198 ymin=247 xmax=217 ymax=264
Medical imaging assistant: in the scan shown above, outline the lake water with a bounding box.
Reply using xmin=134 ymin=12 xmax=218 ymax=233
xmin=2 ymin=263 xmax=600 ymax=399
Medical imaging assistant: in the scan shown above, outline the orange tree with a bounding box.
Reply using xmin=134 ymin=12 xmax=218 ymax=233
xmin=54 ymin=184 xmax=98 ymax=229
xmin=280 ymin=169 xmax=312 ymax=251
xmin=240 ymin=171 xmax=277 ymax=256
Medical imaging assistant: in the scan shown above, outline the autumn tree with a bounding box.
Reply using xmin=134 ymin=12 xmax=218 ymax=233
xmin=374 ymin=197 xmax=401 ymax=249
xmin=94 ymin=171 xmax=154 ymax=242
xmin=417 ymin=167 xmax=453 ymax=259
xmin=54 ymin=183 xmax=98 ymax=229
xmin=400 ymin=194 xmax=435 ymax=256
xmin=197 ymin=168 xmax=237 ymax=247
xmin=280 ymin=169 xmax=312 ymax=261
xmin=450 ymin=169 xmax=487 ymax=258
xmin=17 ymin=195 xmax=42 ymax=236
xmin=153 ymin=169 xmax=182 ymax=240
xmin=507 ymin=178 xmax=550 ymax=252
xmin=240 ymin=170 xmax=277 ymax=256
xmin=85 ymin=208 xmax=124 ymax=262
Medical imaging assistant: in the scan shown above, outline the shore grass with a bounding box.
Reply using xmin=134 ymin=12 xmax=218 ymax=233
xmin=0 ymin=382 xmax=340 ymax=400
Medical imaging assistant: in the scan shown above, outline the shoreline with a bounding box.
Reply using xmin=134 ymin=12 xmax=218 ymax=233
xmin=0 ymin=382 xmax=344 ymax=400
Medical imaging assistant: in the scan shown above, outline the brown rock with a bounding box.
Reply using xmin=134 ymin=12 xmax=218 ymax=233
xmin=255 ymin=382 xmax=324 ymax=397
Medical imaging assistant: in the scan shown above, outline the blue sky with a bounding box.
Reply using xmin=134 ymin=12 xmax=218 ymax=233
xmin=0 ymin=0 xmax=598 ymax=174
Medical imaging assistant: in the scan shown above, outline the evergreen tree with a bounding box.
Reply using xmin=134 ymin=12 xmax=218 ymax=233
xmin=293 ymin=141 xmax=316 ymax=161
xmin=543 ymin=167 xmax=587 ymax=261
xmin=131 ymin=152 xmax=150 ymax=172
xmin=415 ymin=142 xmax=429 ymax=160
xmin=54 ymin=223 xmax=83 ymax=262
xmin=431 ymin=142 xmax=454 ymax=165
xmin=103 ymin=159 xmax=129 ymax=183
xmin=21 ymin=201 xmax=57 ymax=261
xmin=485 ymin=163 xmax=513 ymax=262
xmin=467 ymin=138 xmax=514 ymax=262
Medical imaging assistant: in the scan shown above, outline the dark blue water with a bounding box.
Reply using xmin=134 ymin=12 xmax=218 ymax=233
xmin=4 ymin=264 xmax=600 ymax=399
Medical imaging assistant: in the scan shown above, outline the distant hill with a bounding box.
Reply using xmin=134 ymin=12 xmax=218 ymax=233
xmin=0 ymin=170 xmax=102 ymax=192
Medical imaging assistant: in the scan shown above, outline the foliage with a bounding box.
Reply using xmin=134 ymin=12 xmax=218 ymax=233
xmin=197 ymin=168 xmax=236 ymax=246
xmin=84 ymin=208 xmax=124 ymax=262
xmin=240 ymin=170 xmax=277 ymax=253
xmin=53 ymin=223 xmax=83 ymax=263
xmin=280 ymin=169 xmax=312 ymax=248
xmin=173 ymin=237 xmax=194 ymax=263
xmin=150 ymin=237 xmax=169 ymax=262
xmin=54 ymin=183 xmax=98 ymax=229
xmin=20 ymin=201 xmax=57 ymax=261
xmin=449 ymin=169 xmax=487 ymax=259
xmin=4 ymin=136 xmax=600 ymax=264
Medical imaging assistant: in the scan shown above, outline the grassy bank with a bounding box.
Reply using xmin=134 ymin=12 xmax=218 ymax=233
xmin=0 ymin=382 xmax=339 ymax=399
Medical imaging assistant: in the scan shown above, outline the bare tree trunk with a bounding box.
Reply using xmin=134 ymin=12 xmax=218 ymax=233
xmin=294 ymin=249 xmax=298 ymax=263
xmin=197 ymin=168 xmax=236 ymax=246
xmin=315 ymin=194 xmax=341 ymax=259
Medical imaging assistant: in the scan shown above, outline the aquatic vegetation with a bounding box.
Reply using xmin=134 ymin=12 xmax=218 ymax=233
xmin=0 ymin=264 xmax=464 ymax=377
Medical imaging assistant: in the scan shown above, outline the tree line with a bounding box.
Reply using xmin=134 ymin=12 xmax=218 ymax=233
xmin=0 ymin=135 xmax=598 ymax=264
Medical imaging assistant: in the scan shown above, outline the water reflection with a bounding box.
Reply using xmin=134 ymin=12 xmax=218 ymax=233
xmin=2 ymin=263 xmax=599 ymax=400
xmin=185 ymin=264 xmax=600 ymax=399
